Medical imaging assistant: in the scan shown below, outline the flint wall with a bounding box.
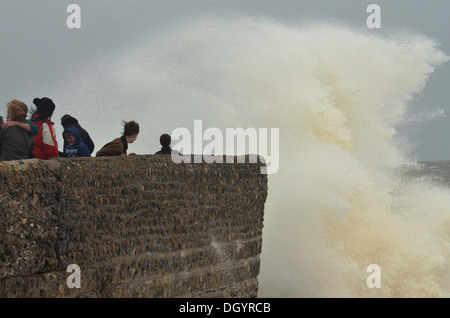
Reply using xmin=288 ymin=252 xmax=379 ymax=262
xmin=0 ymin=155 xmax=267 ymax=298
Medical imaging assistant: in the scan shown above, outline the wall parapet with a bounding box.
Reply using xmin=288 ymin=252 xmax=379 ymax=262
xmin=0 ymin=155 xmax=267 ymax=298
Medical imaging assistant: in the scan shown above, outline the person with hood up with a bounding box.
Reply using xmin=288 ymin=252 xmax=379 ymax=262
xmin=60 ymin=114 xmax=95 ymax=155
xmin=63 ymin=127 xmax=91 ymax=157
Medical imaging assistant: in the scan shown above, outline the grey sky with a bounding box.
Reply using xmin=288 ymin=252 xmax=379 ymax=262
xmin=0 ymin=0 xmax=448 ymax=161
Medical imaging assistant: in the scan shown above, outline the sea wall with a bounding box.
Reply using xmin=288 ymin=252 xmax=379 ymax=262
xmin=0 ymin=155 xmax=267 ymax=298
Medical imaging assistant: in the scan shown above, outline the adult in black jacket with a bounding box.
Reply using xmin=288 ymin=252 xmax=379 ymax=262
xmin=60 ymin=114 xmax=95 ymax=155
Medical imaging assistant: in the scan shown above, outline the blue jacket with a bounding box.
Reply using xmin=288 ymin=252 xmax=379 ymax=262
xmin=26 ymin=120 xmax=39 ymax=136
xmin=64 ymin=127 xmax=91 ymax=157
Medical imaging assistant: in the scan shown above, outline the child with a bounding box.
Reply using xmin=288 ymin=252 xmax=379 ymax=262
xmin=63 ymin=127 xmax=91 ymax=157
xmin=60 ymin=114 xmax=95 ymax=154
xmin=155 ymin=133 xmax=179 ymax=155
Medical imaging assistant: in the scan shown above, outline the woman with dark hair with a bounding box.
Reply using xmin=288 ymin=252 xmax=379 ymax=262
xmin=30 ymin=97 xmax=60 ymax=159
xmin=0 ymin=100 xmax=34 ymax=161
xmin=96 ymin=120 xmax=139 ymax=157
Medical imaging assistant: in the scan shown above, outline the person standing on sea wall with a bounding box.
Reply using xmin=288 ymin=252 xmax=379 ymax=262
xmin=63 ymin=126 xmax=91 ymax=158
xmin=30 ymin=97 xmax=60 ymax=159
xmin=96 ymin=120 xmax=139 ymax=157
xmin=60 ymin=114 xmax=95 ymax=155
xmin=0 ymin=100 xmax=34 ymax=161
xmin=154 ymin=133 xmax=179 ymax=155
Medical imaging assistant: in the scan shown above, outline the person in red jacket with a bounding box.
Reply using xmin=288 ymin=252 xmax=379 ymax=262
xmin=30 ymin=97 xmax=60 ymax=159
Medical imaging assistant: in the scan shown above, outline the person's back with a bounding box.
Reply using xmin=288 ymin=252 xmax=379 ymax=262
xmin=155 ymin=146 xmax=173 ymax=154
xmin=96 ymin=120 xmax=139 ymax=157
xmin=0 ymin=100 xmax=34 ymax=161
xmin=31 ymin=97 xmax=59 ymax=160
xmin=155 ymin=133 xmax=179 ymax=155
xmin=95 ymin=137 xmax=126 ymax=157
xmin=0 ymin=126 xmax=34 ymax=161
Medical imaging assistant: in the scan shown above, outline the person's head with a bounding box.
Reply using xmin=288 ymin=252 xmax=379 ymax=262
xmin=32 ymin=97 xmax=55 ymax=120
xmin=63 ymin=127 xmax=80 ymax=146
xmin=6 ymin=100 xmax=28 ymax=122
xmin=159 ymin=134 xmax=171 ymax=147
xmin=61 ymin=114 xmax=78 ymax=127
xmin=122 ymin=120 xmax=139 ymax=144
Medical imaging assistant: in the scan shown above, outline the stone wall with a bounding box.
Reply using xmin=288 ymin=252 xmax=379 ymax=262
xmin=0 ymin=155 xmax=267 ymax=298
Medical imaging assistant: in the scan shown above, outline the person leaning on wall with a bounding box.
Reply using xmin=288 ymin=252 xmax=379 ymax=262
xmin=96 ymin=120 xmax=139 ymax=157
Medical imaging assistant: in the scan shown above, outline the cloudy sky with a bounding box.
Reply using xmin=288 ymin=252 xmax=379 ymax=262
xmin=0 ymin=0 xmax=448 ymax=161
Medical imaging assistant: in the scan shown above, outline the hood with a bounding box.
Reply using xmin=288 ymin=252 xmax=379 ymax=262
xmin=64 ymin=126 xmax=81 ymax=144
